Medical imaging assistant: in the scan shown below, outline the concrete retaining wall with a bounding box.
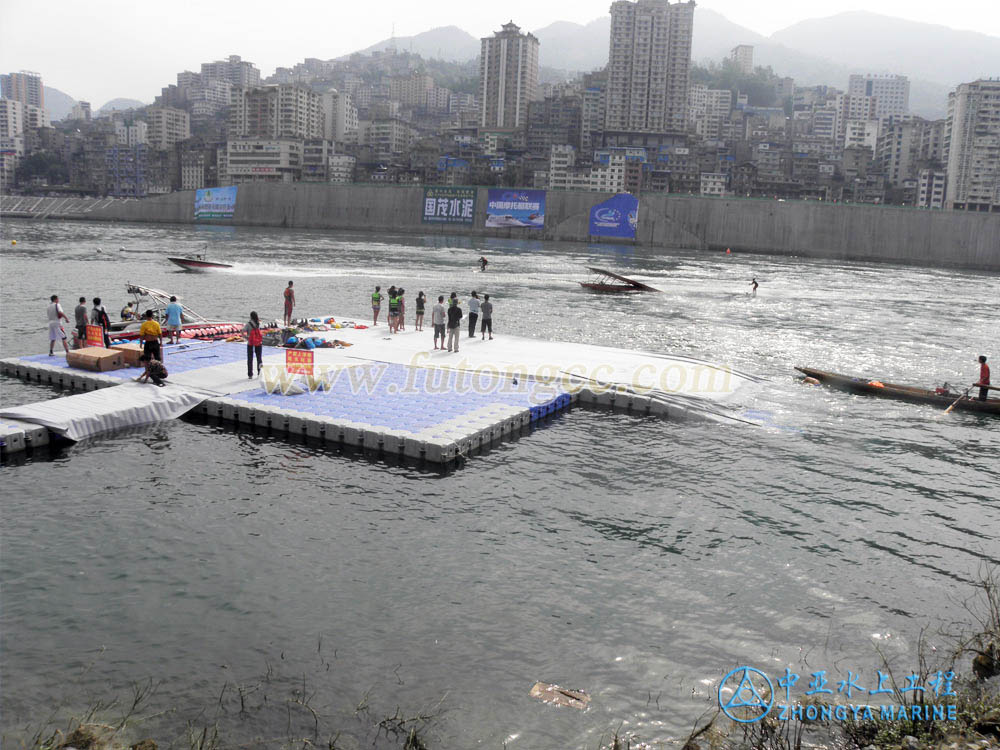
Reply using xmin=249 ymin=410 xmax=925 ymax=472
xmin=8 ymin=184 xmax=999 ymax=270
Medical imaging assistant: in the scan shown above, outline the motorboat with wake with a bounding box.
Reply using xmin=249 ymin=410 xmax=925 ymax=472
xmin=579 ymin=267 xmax=660 ymax=293
xmin=107 ymin=283 xmax=244 ymax=342
xmin=167 ymin=254 xmax=233 ymax=271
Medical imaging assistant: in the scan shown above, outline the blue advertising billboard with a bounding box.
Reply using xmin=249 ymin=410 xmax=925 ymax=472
xmin=588 ymin=193 xmax=639 ymax=239
xmin=194 ymin=186 xmax=238 ymax=220
xmin=485 ymin=189 xmax=545 ymax=229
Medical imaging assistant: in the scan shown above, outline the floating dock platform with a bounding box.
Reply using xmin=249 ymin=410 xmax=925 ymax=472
xmin=1 ymin=317 xmax=758 ymax=464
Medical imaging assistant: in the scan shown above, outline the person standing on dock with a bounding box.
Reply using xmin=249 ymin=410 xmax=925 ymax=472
xmin=415 ymin=292 xmax=426 ymax=332
xmin=467 ymin=291 xmax=480 ymax=338
xmin=283 ymin=281 xmax=295 ymax=327
xmin=750 ymin=278 xmax=759 ymax=296
xmin=432 ymin=295 xmax=446 ymax=350
xmin=371 ymin=286 xmax=383 ymax=326
xmin=245 ymin=311 xmax=264 ymax=379
xmin=74 ymin=297 xmax=88 ymax=349
xmin=47 ymin=295 xmax=70 ymax=356
xmin=140 ymin=309 xmax=163 ymax=363
xmin=976 ymin=356 xmax=991 ymax=402
xmin=480 ymin=295 xmax=493 ymax=341
xmin=165 ymin=296 xmax=183 ymax=345
xmin=90 ymin=297 xmax=112 ymax=347
xmin=398 ymin=289 xmax=406 ymax=331
xmin=446 ymin=294 xmax=463 ymax=353
xmin=387 ymin=288 xmax=401 ymax=333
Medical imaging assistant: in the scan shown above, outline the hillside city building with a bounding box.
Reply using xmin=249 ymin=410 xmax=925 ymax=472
xmin=479 ymin=22 xmax=540 ymax=129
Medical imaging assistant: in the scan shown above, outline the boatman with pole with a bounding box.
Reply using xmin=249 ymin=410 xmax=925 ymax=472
xmin=976 ymin=355 xmax=991 ymax=402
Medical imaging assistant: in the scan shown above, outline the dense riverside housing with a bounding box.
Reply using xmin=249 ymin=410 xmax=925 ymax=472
xmin=2 ymin=35 xmax=997 ymax=211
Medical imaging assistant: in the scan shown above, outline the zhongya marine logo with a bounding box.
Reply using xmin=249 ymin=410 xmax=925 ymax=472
xmin=718 ymin=667 xmax=774 ymax=723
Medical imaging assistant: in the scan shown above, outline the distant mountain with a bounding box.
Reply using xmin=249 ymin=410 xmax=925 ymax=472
xmin=351 ymin=25 xmax=480 ymax=62
xmin=533 ymin=18 xmax=611 ymax=71
xmin=770 ymin=12 xmax=1000 ymax=90
xmin=43 ymin=86 xmax=77 ymax=121
xmin=97 ymin=98 xmax=146 ymax=114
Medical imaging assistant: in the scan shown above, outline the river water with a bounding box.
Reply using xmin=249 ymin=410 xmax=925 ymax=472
xmin=1 ymin=219 xmax=998 ymax=749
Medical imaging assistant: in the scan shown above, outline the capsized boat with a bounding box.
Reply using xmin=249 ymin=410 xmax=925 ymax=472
xmin=108 ymin=283 xmax=244 ymax=342
xmin=167 ymin=255 xmax=232 ymax=271
xmin=795 ymin=366 xmax=1000 ymax=415
xmin=579 ymin=267 xmax=660 ymax=293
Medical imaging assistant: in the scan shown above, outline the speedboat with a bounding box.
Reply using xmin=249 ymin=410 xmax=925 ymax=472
xmin=167 ymin=255 xmax=233 ymax=271
xmin=579 ymin=267 xmax=660 ymax=293
xmin=108 ymin=283 xmax=244 ymax=342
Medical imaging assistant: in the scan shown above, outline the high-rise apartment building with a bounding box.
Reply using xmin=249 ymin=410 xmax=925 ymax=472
xmin=605 ymin=0 xmax=696 ymax=134
xmin=730 ymin=45 xmax=754 ymax=75
xmin=202 ymin=55 xmax=261 ymax=88
xmin=321 ymin=89 xmax=359 ymax=143
xmin=945 ymin=79 xmax=1000 ymax=212
xmin=147 ymin=107 xmax=191 ymax=150
xmin=229 ymin=85 xmax=323 ymax=140
xmin=0 ymin=71 xmax=44 ymax=109
xmin=848 ymin=74 xmax=910 ymax=120
xmin=479 ymin=22 xmax=540 ymax=129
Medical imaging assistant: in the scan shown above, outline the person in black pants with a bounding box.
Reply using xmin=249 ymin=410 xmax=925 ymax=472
xmin=245 ymin=311 xmax=263 ymax=379
xmin=467 ymin=290 xmax=480 ymax=338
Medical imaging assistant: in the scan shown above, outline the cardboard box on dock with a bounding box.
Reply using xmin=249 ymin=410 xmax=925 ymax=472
xmin=113 ymin=343 xmax=144 ymax=367
xmin=66 ymin=347 xmax=124 ymax=372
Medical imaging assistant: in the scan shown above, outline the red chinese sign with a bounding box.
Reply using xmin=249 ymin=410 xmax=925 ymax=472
xmin=285 ymin=348 xmax=314 ymax=375
xmin=86 ymin=324 xmax=104 ymax=348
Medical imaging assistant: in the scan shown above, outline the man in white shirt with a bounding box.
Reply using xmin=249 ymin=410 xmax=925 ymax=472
xmin=467 ymin=291 xmax=481 ymax=338
xmin=431 ymin=296 xmax=446 ymax=350
xmin=47 ymin=294 xmax=70 ymax=355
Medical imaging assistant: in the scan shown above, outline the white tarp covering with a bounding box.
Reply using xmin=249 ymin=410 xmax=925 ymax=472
xmin=0 ymin=383 xmax=207 ymax=441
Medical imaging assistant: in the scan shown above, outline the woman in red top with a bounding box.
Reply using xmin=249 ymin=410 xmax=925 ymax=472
xmin=246 ymin=311 xmax=264 ymax=379
xmin=977 ymin=355 xmax=991 ymax=402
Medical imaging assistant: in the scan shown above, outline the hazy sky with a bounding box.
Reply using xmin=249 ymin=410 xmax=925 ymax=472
xmin=1 ymin=0 xmax=997 ymax=107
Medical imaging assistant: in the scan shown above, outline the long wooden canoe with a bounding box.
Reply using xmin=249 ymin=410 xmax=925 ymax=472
xmin=796 ymin=367 xmax=1000 ymax=415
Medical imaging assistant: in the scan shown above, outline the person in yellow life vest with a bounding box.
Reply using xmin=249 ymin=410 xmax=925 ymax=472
xmin=139 ymin=309 xmax=163 ymax=363
xmin=371 ymin=286 xmax=383 ymax=326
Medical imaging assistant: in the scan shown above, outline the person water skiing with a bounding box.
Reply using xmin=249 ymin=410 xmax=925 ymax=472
xmin=479 ymin=256 xmax=488 ymax=272
xmin=750 ymin=278 xmax=759 ymax=296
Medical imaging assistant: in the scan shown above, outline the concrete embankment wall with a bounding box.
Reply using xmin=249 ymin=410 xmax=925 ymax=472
xmin=7 ymin=184 xmax=999 ymax=270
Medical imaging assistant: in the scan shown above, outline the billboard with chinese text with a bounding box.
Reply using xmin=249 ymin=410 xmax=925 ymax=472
xmin=421 ymin=186 xmax=476 ymax=224
xmin=194 ymin=186 xmax=238 ymax=220
xmin=485 ymin=189 xmax=545 ymax=229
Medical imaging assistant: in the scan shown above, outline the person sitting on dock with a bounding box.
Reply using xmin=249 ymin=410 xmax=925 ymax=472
xmin=140 ymin=309 xmax=163 ymax=363
xmin=283 ymin=281 xmax=295 ymax=327
xmin=47 ymin=294 xmax=70 ymax=356
xmin=432 ymin=295 xmax=446 ymax=350
xmin=976 ymin=355 xmax=991 ymax=402
xmin=371 ymin=286 xmax=383 ymax=326
xmin=136 ymin=353 xmax=168 ymax=387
